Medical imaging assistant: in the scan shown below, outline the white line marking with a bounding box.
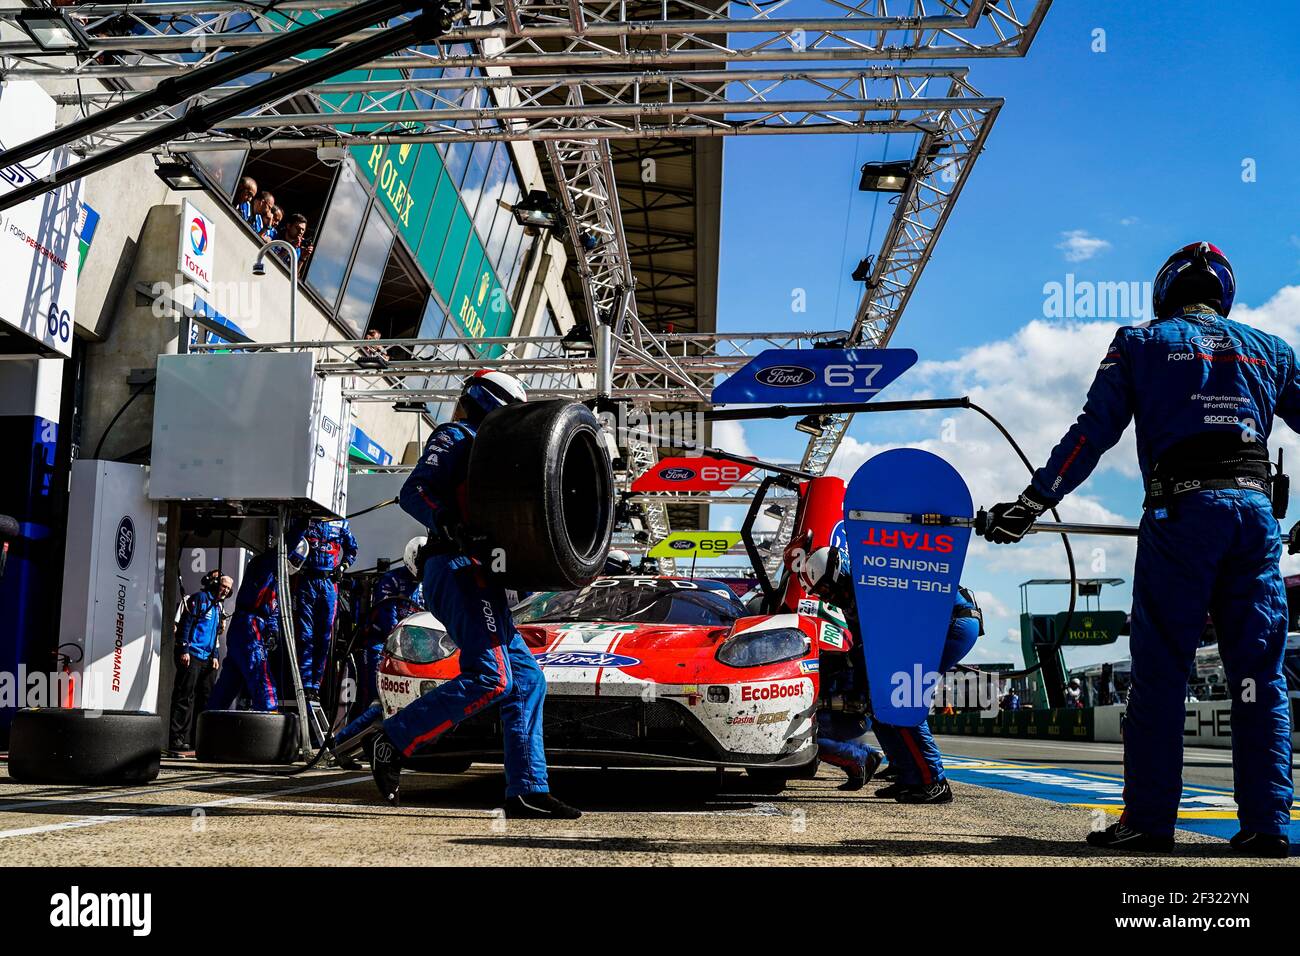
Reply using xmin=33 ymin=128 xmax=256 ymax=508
xmin=0 ymin=775 xmax=368 ymax=840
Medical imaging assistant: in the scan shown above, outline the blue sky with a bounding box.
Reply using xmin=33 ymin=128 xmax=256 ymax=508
xmin=712 ymin=1 xmax=1300 ymax=667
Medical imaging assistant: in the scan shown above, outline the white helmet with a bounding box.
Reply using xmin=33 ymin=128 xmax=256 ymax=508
xmin=460 ymin=369 xmax=528 ymax=423
xmin=403 ymin=536 xmax=428 ymax=578
xmin=797 ymin=545 xmax=843 ymax=596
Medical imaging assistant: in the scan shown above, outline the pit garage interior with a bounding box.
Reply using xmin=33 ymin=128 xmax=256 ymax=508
xmin=0 ymin=0 xmax=1292 ymax=869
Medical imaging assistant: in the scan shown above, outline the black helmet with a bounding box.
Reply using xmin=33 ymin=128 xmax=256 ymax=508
xmin=1153 ymin=241 xmax=1236 ymax=319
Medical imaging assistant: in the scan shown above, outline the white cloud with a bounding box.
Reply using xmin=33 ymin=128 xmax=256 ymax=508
xmin=710 ymin=418 xmax=753 ymax=458
xmin=1119 ymin=216 xmax=1139 ymax=227
xmin=1056 ymin=229 xmax=1111 ymax=262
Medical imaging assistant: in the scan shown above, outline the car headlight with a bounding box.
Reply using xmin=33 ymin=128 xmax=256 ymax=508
xmin=716 ymin=627 xmax=809 ymax=668
xmin=384 ymin=624 xmax=457 ymax=664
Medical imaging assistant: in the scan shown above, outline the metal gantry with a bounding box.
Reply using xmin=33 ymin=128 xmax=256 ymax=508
xmin=24 ymin=0 xmax=1051 ymax=563
xmin=0 ymin=1 xmax=1051 ymax=79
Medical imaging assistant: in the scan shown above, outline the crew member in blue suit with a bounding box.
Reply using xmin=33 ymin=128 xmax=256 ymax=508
xmin=361 ymin=537 xmax=426 ymax=699
xmin=985 ymin=242 xmax=1296 ymax=858
xmin=293 ymin=518 xmax=358 ymax=700
xmin=168 ymin=571 xmax=232 ymax=751
xmin=799 ymin=546 xmax=981 ymax=803
xmin=209 ymin=551 xmax=286 ymax=712
xmin=366 ymin=370 xmax=579 ymax=819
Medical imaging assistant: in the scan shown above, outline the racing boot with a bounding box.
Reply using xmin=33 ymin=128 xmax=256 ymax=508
xmin=328 ymin=702 xmax=384 ymax=769
xmin=873 ymin=782 xmax=907 ymax=799
xmin=503 ymin=792 xmax=582 ymax=820
xmin=875 ymin=763 xmax=899 ymax=781
xmin=895 ymin=779 xmax=954 ymax=805
xmin=369 ymin=731 xmax=403 ymax=806
xmin=1229 ymin=830 xmax=1290 ymax=859
xmin=1085 ymin=821 xmax=1174 ymax=853
xmin=841 ymin=750 xmax=884 ymax=792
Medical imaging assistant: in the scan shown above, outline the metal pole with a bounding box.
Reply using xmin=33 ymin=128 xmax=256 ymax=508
xmin=256 ymin=239 xmax=300 ymax=343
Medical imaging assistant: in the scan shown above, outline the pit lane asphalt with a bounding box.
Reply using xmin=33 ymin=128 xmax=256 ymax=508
xmin=0 ymin=736 xmax=1291 ymax=866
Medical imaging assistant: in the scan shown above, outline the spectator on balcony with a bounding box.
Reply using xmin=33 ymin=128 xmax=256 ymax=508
xmin=250 ymin=190 xmax=276 ymax=236
xmin=234 ymin=176 xmax=257 ymax=223
xmin=280 ymin=212 xmax=314 ymax=274
xmin=261 ymin=205 xmax=283 ymax=242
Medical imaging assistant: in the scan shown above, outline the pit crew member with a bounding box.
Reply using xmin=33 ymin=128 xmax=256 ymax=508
xmin=209 ymin=551 xmax=286 ymax=712
xmin=360 ymin=538 xmax=426 ymax=699
xmin=368 ymin=370 xmax=580 ymax=819
xmin=293 ymin=518 xmax=358 ymax=700
xmin=799 ymin=544 xmax=980 ymax=804
xmin=985 ymin=242 xmax=1296 ymax=858
xmin=168 ymin=571 xmax=232 ymax=752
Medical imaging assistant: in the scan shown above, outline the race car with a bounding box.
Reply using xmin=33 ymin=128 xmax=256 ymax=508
xmin=373 ymin=575 xmax=853 ymax=786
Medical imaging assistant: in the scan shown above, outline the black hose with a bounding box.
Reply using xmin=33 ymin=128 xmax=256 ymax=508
xmin=92 ymin=383 xmax=148 ymax=459
xmin=958 ymin=400 xmax=1078 ymax=681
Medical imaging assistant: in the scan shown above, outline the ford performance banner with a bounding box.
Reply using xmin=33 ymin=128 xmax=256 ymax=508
xmin=711 ymin=348 xmax=917 ymax=405
xmin=842 ymin=448 xmax=972 ymax=726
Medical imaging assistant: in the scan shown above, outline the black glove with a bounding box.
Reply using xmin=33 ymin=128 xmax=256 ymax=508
xmin=1288 ymin=520 xmax=1300 ymax=555
xmin=983 ymin=485 xmax=1055 ymax=544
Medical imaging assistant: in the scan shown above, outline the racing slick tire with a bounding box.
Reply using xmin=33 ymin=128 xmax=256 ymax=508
xmin=7 ymin=708 xmax=161 ymax=785
xmin=467 ymin=399 xmax=614 ymax=589
xmin=195 ymin=710 xmax=299 ymax=764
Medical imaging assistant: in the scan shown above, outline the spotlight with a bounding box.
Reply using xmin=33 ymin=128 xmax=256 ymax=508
xmin=795 ymin=414 xmax=831 ymax=438
xmin=511 ymin=190 xmax=562 ymax=232
xmin=153 ymin=158 xmax=204 ymax=191
xmin=858 ymin=160 xmax=913 ymax=193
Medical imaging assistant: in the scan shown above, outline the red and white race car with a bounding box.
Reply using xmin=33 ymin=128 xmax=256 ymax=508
xmin=374 ymin=575 xmax=853 ymax=786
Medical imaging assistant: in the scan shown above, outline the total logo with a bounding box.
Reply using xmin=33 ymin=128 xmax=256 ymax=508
xmin=756 ymin=365 xmax=816 ymax=388
xmin=189 ymin=217 xmax=208 ymax=255
xmin=739 ymin=679 xmax=806 ymax=702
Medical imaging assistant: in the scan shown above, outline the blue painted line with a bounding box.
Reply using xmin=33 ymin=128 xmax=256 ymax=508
xmin=942 ymin=754 xmax=1300 ymax=842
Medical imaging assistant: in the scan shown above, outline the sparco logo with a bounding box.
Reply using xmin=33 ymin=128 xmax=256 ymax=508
xmin=659 ymin=467 xmax=696 ymax=482
xmin=114 ymin=517 xmax=135 ymax=570
xmin=536 ymin=651 xmax=640 ymax=668
xmin=1191 ymin=334 xmax=1237 ymax=353
xmin=756 ymin=365 xmax=816 ymax=388
xmin=740 ymin=680 xmax=805 ymax=702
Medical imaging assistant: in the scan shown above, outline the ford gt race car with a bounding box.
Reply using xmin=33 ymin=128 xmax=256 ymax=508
xmin=374 ymin=576 xmax=852 ymax=787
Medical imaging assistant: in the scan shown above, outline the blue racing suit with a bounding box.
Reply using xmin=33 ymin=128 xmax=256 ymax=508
xmin=294 ymin=519 xmax=358 ymax=693
xmin=209 ymin=552 xmax=281 ymax=711
xmin=1031 ymin=308 xmax=1299 ymax=838
xmin=362 ymin=566 xmax=422 ymax=699
xmin=386 ymin=420 xmax=550 ymax=798
xmin=816 ymin=637 xmax=880 ymax=775
xmin=872 ymin=589 xmax=980 ymax=785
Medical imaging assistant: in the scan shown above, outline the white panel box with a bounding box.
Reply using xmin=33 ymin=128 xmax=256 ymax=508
xmin=59 ymin=460 xmax=165 ymax=712
xmin=347 ymin=471 xmax=426 ymax=572
xmin=150 ymin=352 xmax=349 ymax=516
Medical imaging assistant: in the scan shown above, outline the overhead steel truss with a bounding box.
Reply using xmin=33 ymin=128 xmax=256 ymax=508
xmin=60 ymin=0 xmax=1048 ymax=567
xmin=0 ymin=1 xmax=1051 ymax=80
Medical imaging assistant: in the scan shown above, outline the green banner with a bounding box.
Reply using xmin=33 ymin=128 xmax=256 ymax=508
xmin=1052 ymin=610 xmax=1125 ymax=646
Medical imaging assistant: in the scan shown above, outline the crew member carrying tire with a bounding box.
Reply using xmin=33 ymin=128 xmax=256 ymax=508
xmin=293 ymin=518 xmax=358 ymax=701
xmin=984 ymin=242 xmax=1295 ymax=858
xmin=798 ymin=544 xmax=980 ymax=804
xmin=364 ymin=370 xmax=581 ymax=819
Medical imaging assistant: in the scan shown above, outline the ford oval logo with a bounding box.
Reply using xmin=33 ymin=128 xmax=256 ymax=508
xmin=660 ymin=467 xmax=696 ymax=482
xmin=1191 ymin=334 xmax=1237 ymax=353
xmin=115 ymin=516 xmax=135 ymax=571
xmin=670 ymin=539 xmax=694 ymax=551
xmin=756 ymin=365 xmax=816 ymax=388
xmin=536 ymin=651 xmax=640 ymax=668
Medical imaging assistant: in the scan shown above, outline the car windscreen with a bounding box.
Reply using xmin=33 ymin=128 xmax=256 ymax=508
xmin=515 ymin=579 xmax=744 ymax=628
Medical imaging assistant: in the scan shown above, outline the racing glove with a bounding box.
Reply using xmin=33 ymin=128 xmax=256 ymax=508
xmin=983 ymin=485 xmax=1055 ymax=544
